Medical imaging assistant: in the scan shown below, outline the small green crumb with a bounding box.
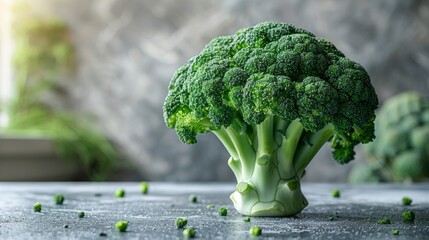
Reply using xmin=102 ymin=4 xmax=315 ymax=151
xmin=99 ymin=232 xmax=107 ymax=237
xmin=78 ymin=211 xmax=85 ymax=218
xmin=218 ymin=207 xmax=228 ymax=216
xmin=331 ymin=188 xmax=340 ymax=198
xmin=249 ymin=226 xmax=262 ymax=236
xmin=63 ymin=224 xmax=69 ymax=228
xmin=176 ymin=217 xmax=188 ymax=228
xmin=33 ymin=202 xmax=42 ymax=212
xmin=140 ymin=181 xmax=149 ymax=194
xmin=189 ymin=194 xmax=197 ymax=203
xmin=402 ymin=210 xmax=415 ymax=222
xmin=243 ymin=217 xmax=251 ymax=222
xmin=377 ymin=217 xmax=391 ymax=224
xmin=94 ymin=193 xmax=102 ymax=197
xmin=54 ymin=194 xmax=65 ymax=205
xmin=206 ymin=204 xmax=215 ymax=209
xmin=115 ymin=189 xmax=125 ymax=198
xmin=328 ymin=216 xmax=336 ymax=221
xmin=183 ymin=227 xmax=196 ymax=238
xmin=402 ymin=196 xmax=412 ymax=206
xmin=391 ymin=229 xmax=399 ymax=235
xmin=115 ymin=221 xmax=129 ymax=232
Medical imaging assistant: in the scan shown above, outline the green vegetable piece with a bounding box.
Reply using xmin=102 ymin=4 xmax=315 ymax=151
xmin=206 ymin=204 xmax=215 ymax=209
xmin=54 ymin=194 xmax=65 ymax=205
xmin=115 ymin=189 xmax=125 ymax=198
xmin=63 ymin=224 xmax=69 ymax=228
xmin=115 ymin=221 xmax=128 ymax=232
xmin=331 ymin=188 xmax=341 ymax=198
xmin=176 ymin=217 xmax=188 ymax=228
xmin=218 ymin=207 xmax=228 ymax=216
xmin=94 ymin=193 xmax=102 ymax=197
xmin=249 ymin=226 xmax=262 ymax=236
xmin=189 ymin=194 xmax=197 ymax=203
xmin=328 ymin=216 xmax=336 ymax=221
xmin=243 ymin=217 xmax=251 ymax=222
xmin=391 ymin=229 xmax=399 ymax=235
xmin=99 ymin=232 xmax=107 ymax=237
xmin=33 ymin=202 xmax=42 ymax=212
xmin=140 ymin=182 xmax=149 ymax=194
xmin=402 ymin=210 xmax=415 ymax=222
xmin=183 ymin=227 xmax=196 ymax=238
xmin=377 ymin=217 xmax=391 ymax=224
xmin=402 ymin=196 xmax=412 ymax=206
xmin=78 ymin=211 xmax=85 ymax=218
xmin=163 ymin=21 xmax=378 ymax=217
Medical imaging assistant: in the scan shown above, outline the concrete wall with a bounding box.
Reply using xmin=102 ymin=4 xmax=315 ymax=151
xmin=16 ymin=0 xmax=429 ymax=181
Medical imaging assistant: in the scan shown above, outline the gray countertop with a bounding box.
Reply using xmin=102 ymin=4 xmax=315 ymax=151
xmin=0 ymin=182 xmax=428 ymax=239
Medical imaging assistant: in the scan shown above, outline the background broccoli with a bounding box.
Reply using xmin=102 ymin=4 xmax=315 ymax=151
xmin=350 ymin=92 xmax=429 ymax=183
xmin=163 ymin=22 xmax=378 ymax=216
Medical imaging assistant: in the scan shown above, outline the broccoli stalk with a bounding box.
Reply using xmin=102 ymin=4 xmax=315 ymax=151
xmin=163 ymin=22 xmax=378 ymax=216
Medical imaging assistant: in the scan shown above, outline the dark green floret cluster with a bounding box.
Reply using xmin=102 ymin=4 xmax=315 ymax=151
xmin=218 ymin=207 xmax=228 ymax=216
xmin=115 ymin=221 xmax=128 ymax=232
xmin=33 ymin=202 xmax=42 ymax=212
xmin=351 ymin=92 xmax=429 ymax=183
xmin=402 ymin=210 xmax=415 ymax=222
xmin=249 ymin=226 xmax=262 ymax=236
xmin=115 ymin=189 xmax=125 ymax=198
xmin=331 ymin=188 xmax=341 ymax=198
xmin=402 ymin=196 xmax=412 ymax=206
xmin=176 ymin=217 xmax=188 ymax=228
xmin=377 ymin=217 xmax=391 ymax=224
xmin=189 ymin=194 xmax=197 ymax=203
xmin=183 ymin=227 xmax=196 ymax=238
xmin=78 ymin=211 xmax=85 ymax=218
xmin=243 ymin=217 xmax=251 ymax=222
xmin=164 ymin=21 xmax=377 ymax=216
xmin=54 ymin=194 xmax=65 ymax=205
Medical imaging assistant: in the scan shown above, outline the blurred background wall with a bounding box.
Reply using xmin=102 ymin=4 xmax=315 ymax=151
xmin=1 ymin=0 xmax=428 ymax=181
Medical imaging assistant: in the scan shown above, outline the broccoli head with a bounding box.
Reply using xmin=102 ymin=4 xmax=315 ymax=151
xmin=163 ymin=22 xmax=378 ymax=216
xmin=351 ymin=92 xmax=429 ymax=183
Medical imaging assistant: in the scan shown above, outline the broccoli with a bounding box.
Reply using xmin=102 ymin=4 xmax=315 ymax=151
xmin=140 ymin=182 xmax=149 ymax=194
xmin=54 ymin=194 xmax=65 ymax=205
xmin=350 ymin=92 xmax=429 ymax=183
xmin=331 ymin=188 xmax=341 ymax=198
xmin=115 ymin=221 xmax=128 ymax=232
xmin=218 ymin=207 xmax=228 ymax=216
xmin=249 ymin=226 xmax=262 ymax=236
xmin=163 ymin=22 xmax=378 ymax=216
xmin=176 ymin=217 xmax=188 ymax=228
xmin=115 ymin=189 xmax=125 ymax=198
xmin=402 ymin=196 xmax=412 ymax=206
xmin=243 ymin=217 xmax=251 ymax=222
xmin=391 ymin=229 xmax=399 ymax=235
xmin=188 ymin=194 xmax=197 ymax=203
xmin=377 ymin=217 xmax=391 ymax=224
xmin=78 ymin=211 xmax=85 ymax=218
xmin=33 ymin=202 xmax=42 ymax=212
xmin=402 ymin=210 xmax=415 ymax=222
xmin=206 ymin=204 xmax=215 ymax=209
xmin=64 ymin=224 xmax=69 ymax=228
xmin=183 ymin=227 xmax=196 ymax=238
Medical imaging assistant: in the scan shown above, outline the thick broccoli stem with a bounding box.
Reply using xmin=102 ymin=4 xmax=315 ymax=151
xmin=215 ymin=116 xmax=333 ymax=216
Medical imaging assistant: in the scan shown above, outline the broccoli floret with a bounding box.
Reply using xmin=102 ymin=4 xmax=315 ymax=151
xmin=99 ymin=232 xmax=107 ymax=237
xmin=377 ymin=217 xmax=391 ymax=224
xmin=218 ymin=207 xmax=228 ymax=216
xmin=183 ymin=227 xmax=196 ymax=238
xmin=402 ymin=197 xmax=412 ymax=206
xmin=78 ymin=211 xmax=85 ymax=218
xmin=243 ymin=217 xmax=251 ymax=222
xmin=140 ymin=182 xmax=149 ymax=194
xmin=64 ymin=224 xmax=69 ymax=229
xmin=163 ymin=21 xmax=378 ymax=217
xmin=188 ymin=194 xmax=197 ymax=203
xmin=54 ymin=194 xmax=65 ymax=205
xmin=402 ymin=210 xmax=415 ymax=222
xmin=115 ymin=189 xmax=125 ymax=198
xmin=391 ymin=229 xmax=399 ymax=235
xmin=331 ymin=188 xmax=341 ymax=198
xmin=353 ymin=92 xmax=429 ymax=183
xmin=33 ymin=202 xmax=42 ymax=212
xmin=176 ymin=218 xmax=188 ymax=228
xmin=249 ymin=226 xmax=262 ymax=236
xmin=115 ymin=221 xmax=128 ymax=232
xmin=206 ymin=204 xmax=215 ymax=209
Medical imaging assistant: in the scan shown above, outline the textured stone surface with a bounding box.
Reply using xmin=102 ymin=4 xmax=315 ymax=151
xmin=12 ymin=0 xmax=429 ymax=181
xmin=0 ymin=182 xmax=428 ymax=239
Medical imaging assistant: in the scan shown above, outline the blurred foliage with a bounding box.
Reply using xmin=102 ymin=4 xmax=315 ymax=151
xmin=2 ymin=3 xmax=118 ymax=180
xmin=350 ymin=92 xmax=429 ymax=183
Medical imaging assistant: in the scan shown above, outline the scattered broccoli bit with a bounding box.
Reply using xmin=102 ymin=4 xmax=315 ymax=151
xmin=218 ymin=207 xmax=228 ymax=216
xmin=402 ymin=197 xmax=412 ymax=206
xmin=78 ymin=211 xmax=85 ymax=218
xmin=377 ymin=217 xmax=391 ymax=224
xmin=115 ymin=221 xmax=129 ymax=232
xmin=54 ymin=194 xmax=65 ymax=205
xmin=176 ymin=218 xmax=188 ymax=228
xmin=331 ymin=189 xmax=341 ymax=198
xmin=33 ymin=202 xmax=42 ymax=212
xmin=249 ymin=226 xmax=262 ymax=236
xmin=391 ymin=229 xmax=399 ymax=235
xmin=188 ymin=194 xmax=197 ymax=203
xmin=94 ymin=193 xmax=102 ymax=197
xmin=99 ymin=232 xmax=107 ymax=237
xmin=63 ymin=224 xmax=69 ymax=229
xmin=183 ymin=227 xmax=196 ymax=238
xmin=140 ymin=182 xmax=149 ymax=194
xmin=163 ymin=21 xmax=378 ymax=217
xmin=206 ymin=204 xmax=215 ymax=209
xmin=243 ymin=217 xmax=251 ymax=222
xmin=115 ymin=189 xmax=125 ymax=198
xmin=402 ymin=210 xmax=415 ymax=222
xmin=327 ymin=216 xmax=336 ymax=221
